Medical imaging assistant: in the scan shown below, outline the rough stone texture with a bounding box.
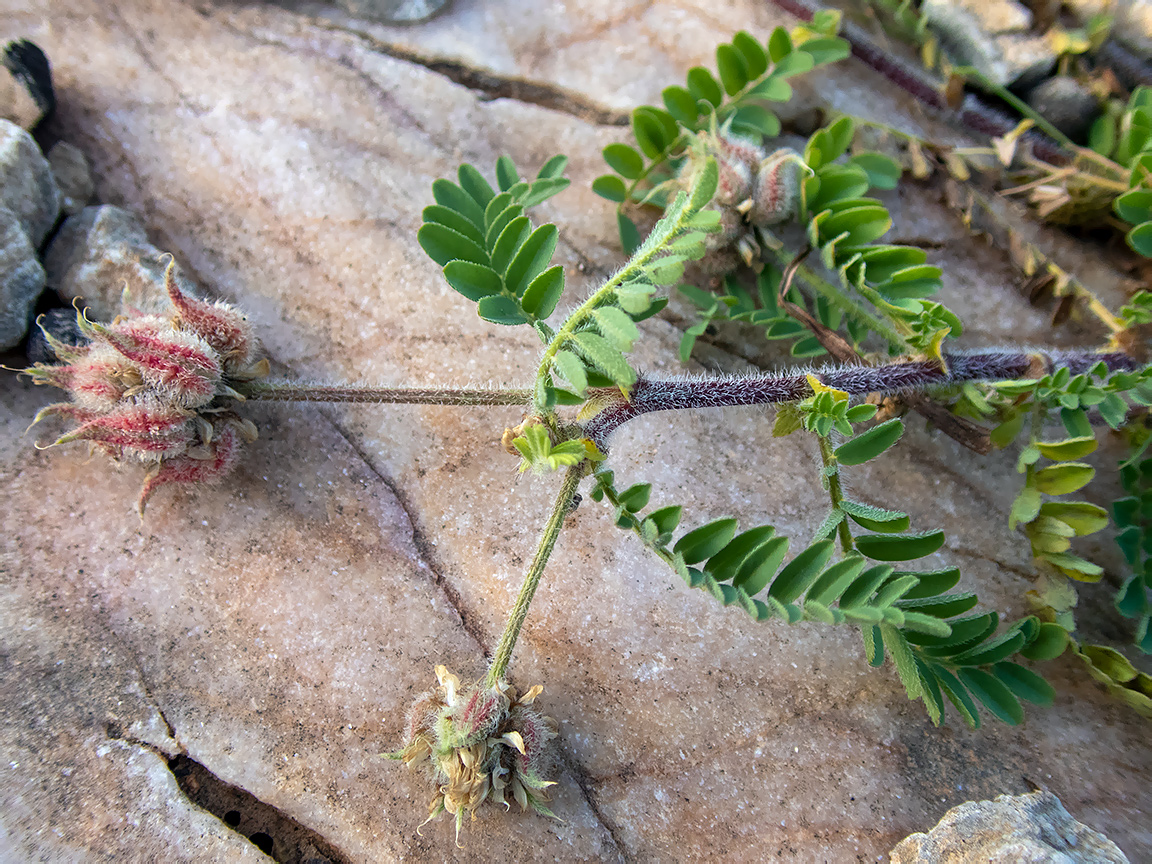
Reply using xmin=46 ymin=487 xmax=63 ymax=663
xmin=1067 ymin=0 xmax=1152 ymax=57
xmin=0 ymin=205 xmax=44 ymax=349
xmin=1026 ymin=76 xmax=1100 ymax=143
xmin=44 ymin=204 xmax=201 ymax=319
xmin=889 ymin=791 xmax=1130 ymax=863
xmin=0 ymin=117 xmax=58 ymax=246
xmin=922 ymin=0 xmax=1055 ymax=87
xmin=47 ymin=140 xmax=93 ymax=215
xmin=1 ymin=1 xmax=1149 ymax=862
xmin=923 ymin=0 xmax=1032 ymax=35
xmin=333 ymin=0 xmax=449 ymax=25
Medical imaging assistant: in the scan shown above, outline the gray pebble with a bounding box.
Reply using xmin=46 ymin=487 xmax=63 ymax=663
xmin=0 ymin=118 xmax=60 ymax=247
xmin=44 ymin=204 xmax=201 ymax=321
xmin=47 ymin=142 xmax=94 ymax=216
xmin=1027 ymin=76 xmax=1099 ymax=142
xmin=0 ymin=205 xmax=45 ymax=350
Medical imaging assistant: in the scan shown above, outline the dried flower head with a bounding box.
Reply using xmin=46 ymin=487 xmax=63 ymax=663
xmin=22 ymin=258 xmax=268 ymax=515
xmin=391 ymin=665 xmax=558 ymax=844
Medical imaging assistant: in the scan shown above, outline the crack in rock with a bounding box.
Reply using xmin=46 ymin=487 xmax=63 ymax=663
xmin=166 ymin=753 xmax=353 ymax=864
xmin=305 ymin=17 xmax=631 ymax=126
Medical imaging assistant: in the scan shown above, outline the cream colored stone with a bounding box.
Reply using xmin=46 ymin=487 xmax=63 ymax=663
xmin=1 ymin=1 xmax=1149 ymax=862
xmin=890 ymin=791 xmax=1129 ymax=863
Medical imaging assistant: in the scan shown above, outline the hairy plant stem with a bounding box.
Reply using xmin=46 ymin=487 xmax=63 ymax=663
xmin=485 ymin=465 xmax=584 ymax=688
xmin=581 ymin=349 xmax=1140 ymax=449
xmin=817 ymin=435 xmax=854 ymax=554
xmin=236 ymin=381 xmax=531 ymax=406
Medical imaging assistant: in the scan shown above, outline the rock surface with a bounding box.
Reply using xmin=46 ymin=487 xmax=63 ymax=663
xmin=889 ymin=790 xmax=1129 ymax=863
xmin=1 ymin=2 xmax=1149 ymax=863
xmin=0 ymin=205 xmax=43 ymax=349
xmin=44 ymin=204 xmax=201 ymax=319
xmin=47 ymin=140 xmax=93 ymax=215
xmin=0 ymin=117 xmax=58 ymax=246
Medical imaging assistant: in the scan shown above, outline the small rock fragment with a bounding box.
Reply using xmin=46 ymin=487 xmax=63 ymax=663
xmin=0 ymin=39 xmax=54 ymax=130
xmin=47 ymin=142 xmax=94 ymax=216
xmin=333 ymin=0 xmax=450 ymax=24
xmin=1027 ymin=76 xmax=1100 ymax=143
xmin=25 ymin=306 xmax=88 ymax=365
xmin=889 ymin=790 xmax=1129 ymax=864
xmin=922 ymin=0 xmax=1056 ymax=87
xmin=0 ymin=205 xmax=45 ymax=350
xmin=44 ymin=204 xmax=202 ymax=320
xmin=0 ymin=118 xmax=61 ymax=247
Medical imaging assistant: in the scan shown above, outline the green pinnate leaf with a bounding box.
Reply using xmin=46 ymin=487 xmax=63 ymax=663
xmin=618 ymin=212 xmax=642 ymax=255
xmin=1033 ymin=463 xmax=1095 ymax=495
xmin=432 ymin=178 xmax=486 ymax=228
xmin=646 ymin=505 xmax=683 ymax=536
xmin=899 ymin=567 xmax=962 ymax=600
xmin=747 ymin=75 xmax=792 ymax=101
xmin=1035 ymin=436 xmax=1097 ymax=461
xmin=1126 ymin=221 xmax=1152 ymax=257
xmin=847 ymin=152 xmax=902 ymax=190
xmin=592 ymin=174 xmax=628 ymax=203
xmin=423 ymin=204 xmax=486 ymax=245
xmin=703 ymin=525 xmax=777 ymax=582
xmin=806 ymin=555 xmax=868 ymax=606
xmin=732 ymin=30 xmax=769 ymax=78
xmin=521 ymin=265 xmax=565 ymax=318
xmin=768 ymin=540 xmax=835 ymax=604
xmin=767 ymin=27 xmax=792 ymax=62
xmin=443 ymin=261 xmax=503 ymax=301
xmin=457 ymin=163 xmax=496 ymax=207
xmin=797 ymin=37 xmax=850 ymax=66
xmin=862 ymin=624 xmax=885 ymax=666
xmin=840 ymin=500 xmax=910 ymax=533
xmin=909 ymin=612 xmax=998 ymax=652
xmin=572 ymin=331 xmax=635 ymax=388
xmin=899 ymin=612 xmax=953 ymax=638
xmin=993 ymin=662 xmax=1055 ymax=706
xmin=933 ymin=665 xmax=980 ymax=729
xmin=834 ymin=418 xmax=904 ymax=466
xmin=895 ymin=593 xmax=979 ymax=619
xmin=536 ymin=154 xmax=568 ymax=179
xmin=495 ymin=156 xmax=520 ymax=191
xmin=716 ymin=43 xmax=749 ymax=95
xmin=552 ymin=350 xmax=587 ymax=395
xmin=617 ymin=484 xmax=652 ymax=513
xmin=662 ymin=85 xmax=701 ymax=127
xmin=839 ymin=564 xmax=895 ymax=609
xmin=958 ymin=668 xmax=1023 ymax=725
xmin=418 ymin=223 xmax=489 ymax=267
xmin=591 ymin=307 xmax=640 ymax=351
xmin=504 ymin=224 xmax=559 ymax=295
xmin=948 ymin=629 xmax=1027 ymax=666
xmin=686 ymin=66 xmax=723 ymax=107
xmin=733 ymin=536 xmax=790 ymax=595
xmin=818 ymin=204 xmax=892 ymax=246
xmin=476 ymin=295 xmax=529 ymax=326
xmin=856 ymin=529 xmax=945 ymax=562
xmin=674 ymin=518 xmax=739 ymax=565
xmin=490 ymin=216 xmax=532 ymax=274
xmin=773 ymin=50 xmax=815 ymax=78
xmin=603 ymin=143 xmax=645 ymax=180
xmin=881 ymin=624 xmax=922 ymax=700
